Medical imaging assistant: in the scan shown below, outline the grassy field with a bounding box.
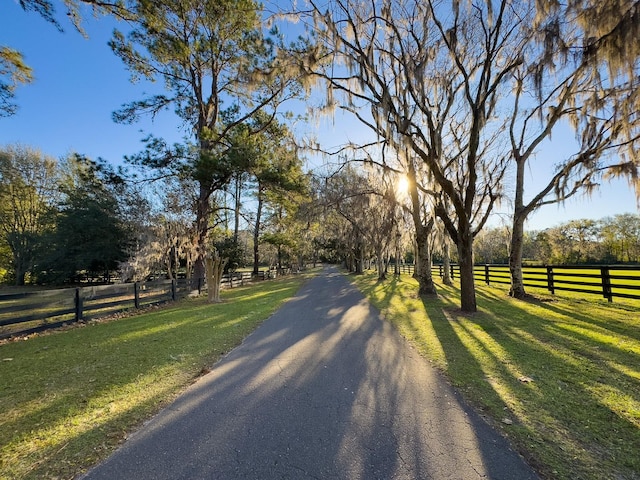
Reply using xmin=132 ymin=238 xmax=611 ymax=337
xmin=0 ymin=273 xmax=312 ymax=480
xmin=352 ymin=271 xmax=640 ymax=480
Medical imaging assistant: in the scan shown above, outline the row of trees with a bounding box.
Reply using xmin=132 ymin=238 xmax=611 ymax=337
xmin=0 ymin=146 xmax=133 ymax=285
xmin=2 ymin=0 xmax=639 ymax=310
xmin=3 ymin=140 xmax=637 ymax=288
xmin=295 ymin=0 xmax=639 ymax=310
xmin=314 ymin=165 xmax=640 ymax=275
xmin=0 ymin=137 xmax=310 ymax=288
xmin=475 ymin=214 xmax=640 ymax=265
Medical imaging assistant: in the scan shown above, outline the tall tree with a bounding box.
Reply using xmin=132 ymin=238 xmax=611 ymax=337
xmin=321 ymin=165 xmax=373 ymax=274
xmin=110 ymin=0 xmax=304 ymax=287
xmin=362 ymin=176 xmax=399 ymax=281
xmin=505 ymin=1 xmax=640 ymax=298
xmin=240 ymin=115 xmax=308 ymax=275
xmin=43 ymin=155 xmax=132 ymax=283
xmin=405 ymin=155 xmax=437 ymax=295
xmin=0 ymin=145 xmax=58 ymax=285
xmin=300 ymin=0 xmax=516 ymax=311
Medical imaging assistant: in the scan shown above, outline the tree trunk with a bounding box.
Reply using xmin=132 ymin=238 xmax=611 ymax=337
xmin=509 ymin=153 xmax=529 ymax=299
xmin=442 ymin=238 xmax=453 ymax=286
xmin=355 ymin=240 xmax=364 ymax=274
xmin=234 ymin=174 xmax=242 ymax=244
xmin=413 ymin=238 xmax=419 ymax=279
xmin=407 ymin=164 xmax=437 ymax=295
xmin=457 ymin=228 xmax=477 ymax=312
xmin=376 ymin=248 xmax=386 ymax=280
xmin=253 ymin=188 xmax=264 ymax=275
xmin=206 ymin=251 xmax=227 ymax=303
xmin=193 ymin=183 xmax=210 ymax=285
xmin=509 ymin=210 xmax=527 ymax=298
xmin=11 ymin=246 xmax=27 ymax=286
xmin=415 ymin=228 xmax=436 ymax=295
xmin=166 ymin=245 xmax=175 ymax=280
xmin=14 ymin=263 xmax=26 ymax=286
xmin=185 ymin=242 xmax=194 ymax=280
xmin=394 ymin=241 xmax=400 ymax=275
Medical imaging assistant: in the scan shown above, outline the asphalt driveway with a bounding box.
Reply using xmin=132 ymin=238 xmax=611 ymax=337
xmin=80 ymin=266 xmax=538 ymax=480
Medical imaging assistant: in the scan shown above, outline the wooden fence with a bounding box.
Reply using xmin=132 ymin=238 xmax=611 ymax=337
xmin=0 ymin=270 xmax=273 ymax=340
xmin=393 ymin=263 xmax=640 ymax=303
xmin=470 ymin=264 xmax=640 ymax=303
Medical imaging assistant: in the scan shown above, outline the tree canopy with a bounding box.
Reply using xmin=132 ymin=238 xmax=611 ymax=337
xmin=295 ymin=0 xmax=639 ymax=310
xmin=110 ymin=0 xmax=306 ymax=289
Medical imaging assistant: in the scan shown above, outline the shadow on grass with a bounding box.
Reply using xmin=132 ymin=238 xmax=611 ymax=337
xmin=355 ymin=272 xmax=639 ymax=480
xmin=416 ymin=286 xmax=545 ymax=473
xmin=0 ymin=276 xmax=308 ymax=480
xmin=425 ymin=284 xmax=640 ymax=480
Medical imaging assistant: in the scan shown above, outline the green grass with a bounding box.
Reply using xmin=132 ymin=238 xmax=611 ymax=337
xmin=0 ymin=273 xmax=312 ymax=480
xmin=351 ymin=271 xmax=640 ymax=480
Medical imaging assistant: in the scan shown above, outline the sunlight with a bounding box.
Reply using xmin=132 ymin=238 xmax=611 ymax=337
xmin=396 ymin=175 xmax=409 ymax=197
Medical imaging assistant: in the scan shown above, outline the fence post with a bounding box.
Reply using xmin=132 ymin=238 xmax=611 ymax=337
xmin=485 ymin=264 xmax=490 ymax=285
xmin=450 ymin=264 xmax=455 ymax=280
xmin=601 ymin=267 xmax=613 ymax=302
xmin=546 ymin=266 xmax=555 ymax=295
xmin=198 ymin=277 xmax=203 ymax=295
xmin=74 ymin=288 xmax=83 ymax=322
xmin=134 ymin=282 xmax=140 ymax=309
xmin=171 ymin=279 xmax=176 ymax=301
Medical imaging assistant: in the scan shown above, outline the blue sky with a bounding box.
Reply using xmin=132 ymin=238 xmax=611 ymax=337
xmin=1 ymin=0 xmax=638 ymax=230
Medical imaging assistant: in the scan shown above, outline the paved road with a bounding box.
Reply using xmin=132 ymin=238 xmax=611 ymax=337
xmin=81 ymin=267 xmax=538 ymax=480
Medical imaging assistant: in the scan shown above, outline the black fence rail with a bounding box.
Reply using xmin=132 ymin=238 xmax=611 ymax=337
xmin=0 ymin=278 xmax=203 ymax=340
xmin=220 ymin=269 xmax=278 ymax=287
xmin=0 ymin=270 xmax=280 ymax=340
xmin=471 ymin=264 xmax=640 ymax=302
xmin=392 ymin=263 xmax=640 ymax=303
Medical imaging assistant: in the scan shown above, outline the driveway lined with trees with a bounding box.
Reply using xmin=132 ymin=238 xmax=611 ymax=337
xmin=82 ymin=266 xmax=538 ymax=480
xmin=2 ymin=0 xmax=639 ymax=308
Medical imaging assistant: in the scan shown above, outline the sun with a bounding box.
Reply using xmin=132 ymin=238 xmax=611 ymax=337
xmin=396 ymin=175 xmax=410 ymax=196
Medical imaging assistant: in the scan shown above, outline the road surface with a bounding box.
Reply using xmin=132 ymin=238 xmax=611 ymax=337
xmin=81 ymin=266 xmax=538 ymax=480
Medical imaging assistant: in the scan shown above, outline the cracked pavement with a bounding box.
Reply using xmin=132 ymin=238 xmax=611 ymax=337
xmin=80 ymin=266 xmax=539 ymax=480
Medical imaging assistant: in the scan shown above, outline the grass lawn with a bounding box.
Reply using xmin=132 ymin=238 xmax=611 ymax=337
xmin=351 ymin=271 xmax=640 ymax=480
xmin=0 ymin=273 xmax=312 ymax=480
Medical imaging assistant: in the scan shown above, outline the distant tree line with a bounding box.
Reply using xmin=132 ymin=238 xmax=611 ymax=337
xmin=0 ymin=145 xmax=136 ymax=285
xmin=0 ymin=138 xmax=311 ymax=287
xmin=474 ymin=215 xmax=640 ymax=265
xmin=309 ymin=165 xmax=640 ymax=275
